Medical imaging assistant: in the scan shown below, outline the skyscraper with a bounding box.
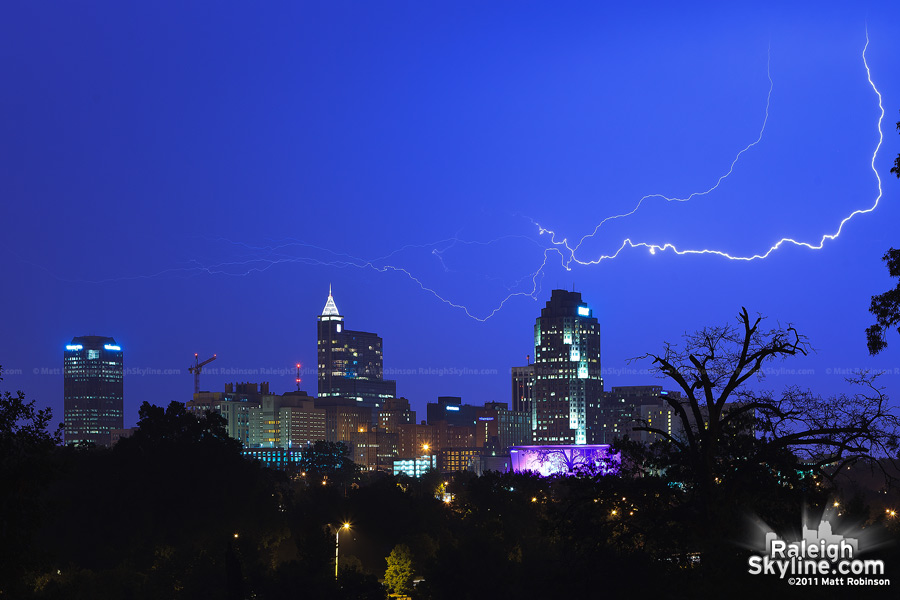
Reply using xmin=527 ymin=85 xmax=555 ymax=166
xmin=511 ymin=363 xmax=536 ymax=430
xmin=530 ymin=290 xmax=602 ymax=445
xmin=317 ymin=286 xmax=396 ymax=411
xmin=63 ymin=336 xmax=124 ymax=447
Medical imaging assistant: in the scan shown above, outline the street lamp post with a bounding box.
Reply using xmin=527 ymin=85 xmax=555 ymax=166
xmin=334 ymin=522 xmax=350 ymax=578
xmin=423 ymin=443 xmax=431 ymax=473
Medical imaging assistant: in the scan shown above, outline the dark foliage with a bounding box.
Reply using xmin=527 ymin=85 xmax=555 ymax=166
xmin=867 ymin=247 xmax=900 ymax=355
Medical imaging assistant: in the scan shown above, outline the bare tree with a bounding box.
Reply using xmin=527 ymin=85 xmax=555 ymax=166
xmin=631 ymin=309 xmax=899 ymax=527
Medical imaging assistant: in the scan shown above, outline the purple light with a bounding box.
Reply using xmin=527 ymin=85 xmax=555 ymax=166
xmin=509 ymin=445 xmax=619 ymax=477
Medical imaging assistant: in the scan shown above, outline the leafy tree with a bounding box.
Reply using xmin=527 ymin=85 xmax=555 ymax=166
xmin=0 ymin=365 xmax=62 ymax=453
xmin=892 ymin=110 xmax=900 ymax=179
xmin=867 ymin=112 xmax=900 ymax=355
xmin=31 ymin=400 xmax=290 ymax=599
xmin=384 ymin=544 xmax=414 ymax=597
xmin=866 ymin=247 xmax=900 ymax=355
xmin=118 ymin=400 xmax=240 ymax=452
xmin=0 ymin=366 xmax=62 ymax=595
xmin=299 ymin=440 xmax=360 ymax=487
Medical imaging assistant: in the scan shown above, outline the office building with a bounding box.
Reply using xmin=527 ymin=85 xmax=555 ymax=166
xmin=426 ymin=396 xmax=478 ymax=427
xmin=248 ymin=391 xmax=326 ymax=449
xmin=63 ymin=336 xmax=124 ymax=447
xmin=511 ymin=364 xmax=536 ymax=430
xmin=392 ymin=455 xmax=437 ymax=478
xmin=187 ymin=382 xmax=273 ymax=447
xmin=378 ymin=397 xmax=416 ymax=433
xmin=530 ymin=290 xmax=603 ymax=445
xmin=475 ymin=402 xmax=532 ymax=452
xmin=350 ymin=427 xmax=398 ymax=472
xmin=314 ymin=396 xmax=373 ymax=446
xmin=598 ymin=386 xmax=681 ymax=445
xmin=317 ymin=286 xmax=396 ymax=411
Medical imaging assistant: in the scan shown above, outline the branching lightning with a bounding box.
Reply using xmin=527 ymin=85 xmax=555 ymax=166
xmin=539 ymin=32 xmax=885 ymax=267
xmin=27 ymin=34 xmax=889 ymax=323
xmin=538 ymin=45 xmax=775 ymax=266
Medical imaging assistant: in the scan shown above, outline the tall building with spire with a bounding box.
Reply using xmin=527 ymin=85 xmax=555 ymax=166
xmin=317 ymin=286 xmax=397 ymax=411
xmin=528 ymin=289 xmax=603 ymax=445
xmin=64 ymin=336 xmax=124 ymax=447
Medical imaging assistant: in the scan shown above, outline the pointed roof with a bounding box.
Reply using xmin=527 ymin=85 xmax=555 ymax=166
xmin=322 ymin=284 xmax=340 ymax=316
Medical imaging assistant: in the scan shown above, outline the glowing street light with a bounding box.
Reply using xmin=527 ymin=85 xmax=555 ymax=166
xmin=335 ymin=522 xmax=351 ymax=578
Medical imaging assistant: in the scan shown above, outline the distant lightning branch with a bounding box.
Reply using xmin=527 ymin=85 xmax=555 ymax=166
xmin=541 ymin=45 xmax=775 ymax=266
xmin=540 ymin=32 xmax=885 ymax=268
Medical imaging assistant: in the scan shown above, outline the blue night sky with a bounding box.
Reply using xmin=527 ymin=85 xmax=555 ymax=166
xmin=2 ymin=1 xmax=899 ymax=428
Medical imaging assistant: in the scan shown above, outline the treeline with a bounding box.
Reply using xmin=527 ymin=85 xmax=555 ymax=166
xmin=2 ymin=400 xmax=899 ymax=599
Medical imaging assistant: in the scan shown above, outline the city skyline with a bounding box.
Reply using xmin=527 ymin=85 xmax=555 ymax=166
xmin=2 ymin=2 xmax=899 ymax=431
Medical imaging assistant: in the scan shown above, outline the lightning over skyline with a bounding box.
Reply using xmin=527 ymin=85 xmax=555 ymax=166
xmin=3 ymin=2 xmax=898 ymax=429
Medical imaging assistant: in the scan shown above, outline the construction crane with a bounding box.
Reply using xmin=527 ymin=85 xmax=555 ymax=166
xmin=189 ymin=353 xmax=217 ymax=394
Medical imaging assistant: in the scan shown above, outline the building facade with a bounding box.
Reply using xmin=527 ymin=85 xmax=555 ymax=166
xmin=597 ymin=386 xmax=681 ymax=445
xmin=63 ymin=336 xmax=124 ymax=447
xmin=511 ymin=364 xmax=536 ymax=430
xmin=187 ymin=382 xmax=273 ymax=446
xmin=475 ymin=402 xmax=532 ymax=452
xmin=425 ymin=396 xmax=477 ymax=427
xmin=531 ymin=290 xmax=603 ymax=445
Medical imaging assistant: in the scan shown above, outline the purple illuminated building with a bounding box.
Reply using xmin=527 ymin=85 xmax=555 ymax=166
xmin=509 ymin=444 xmax=619 ymax=477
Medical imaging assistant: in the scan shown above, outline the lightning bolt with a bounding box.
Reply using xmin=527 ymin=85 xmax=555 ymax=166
xmin=541 ymin=32 xmax=885 ymax=267
xmin=25 ymin=34 xmax=888 ymax=323
xmin=540 ymin=45 xmax=775 ymax=266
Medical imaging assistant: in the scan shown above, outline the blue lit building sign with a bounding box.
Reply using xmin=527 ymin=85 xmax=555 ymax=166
xmin=478 ymin=417 xmax=495 ymax=421
xmin=445 ymin=405 xmax=460 ymax=411
xmin=65 ymin=344 xmax=83 ymax=351
xmin=104 ymin=344 xmax=122 ymax=351
xmin=577 ymin=306 xmax=590 ymax=317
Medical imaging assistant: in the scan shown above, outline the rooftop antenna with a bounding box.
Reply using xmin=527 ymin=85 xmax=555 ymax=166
xmin=296 ymin=363 xmax=302 ymax=391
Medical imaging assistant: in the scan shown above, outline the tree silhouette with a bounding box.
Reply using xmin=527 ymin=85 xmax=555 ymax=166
xmin=891 ymin=110 xmax=900 ymax=179
xmin=866 ymin=247 xmax=900 ymax=355
xmin=0 ymin=365 xmax=62 ymax=595
xmin=299 ymin=441 xmax=360 ymax=488
xmin=633 ymin=309 xmax=900 ymax=545
xmin=868 ymin=112 xmax=900 ymax=355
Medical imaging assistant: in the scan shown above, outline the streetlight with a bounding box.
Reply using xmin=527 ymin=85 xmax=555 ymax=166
xmin=335 ymin=522 xmax=351 ymax=578
xmin=423 ymin=443 xmax=432 ymax=473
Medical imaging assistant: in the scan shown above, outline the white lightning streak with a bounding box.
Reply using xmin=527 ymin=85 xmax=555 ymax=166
xmin=547 ymin=33 xmax=884 ymax=267
xmin=24 ymin=35 xmax=887 ymax=323
xmin=543 ymin=46 xmax=775 ymax=266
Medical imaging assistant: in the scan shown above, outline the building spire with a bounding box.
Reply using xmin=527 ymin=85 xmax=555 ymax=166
xmin=322 ymin=284 xmax=340 ymax=316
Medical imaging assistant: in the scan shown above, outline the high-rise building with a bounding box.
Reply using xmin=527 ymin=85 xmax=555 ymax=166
xmin=63 ymin=336 xmax=124 ymax=447
xmin=511 ymin=364 xmax=536 ymax=430
xmin=531 ymin=290 xmax=603 ymax=445
xmin=317 ymin=286 xmax=396 ymax=411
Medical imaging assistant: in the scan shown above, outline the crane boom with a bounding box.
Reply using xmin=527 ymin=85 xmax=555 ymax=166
xmin=189 ymin=353 xmax=217 ymax=394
